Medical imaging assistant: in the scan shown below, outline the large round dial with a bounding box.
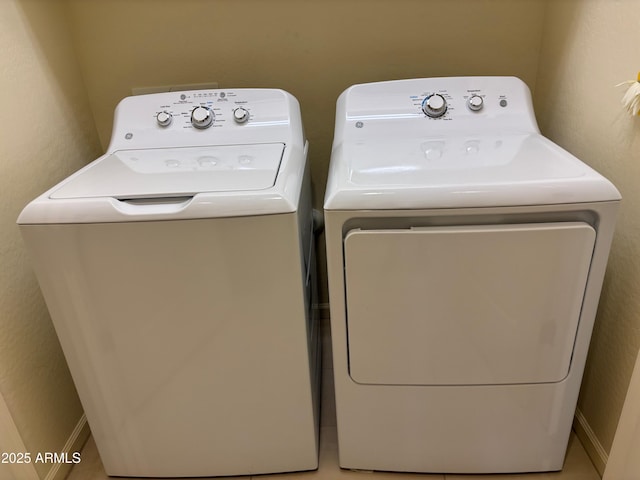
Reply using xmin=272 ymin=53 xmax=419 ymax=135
xmin=467 ymin=94 xmax=484 ymax=112
xmin=156 ymin=111 xmax=173 ymax=127
xmin=233 ymin=107 xmax=250 ymax=124
xmin=191 ymin=106 xmax=214 ymax=129
xmin=422 ymin=94 xmax=448 ymax=118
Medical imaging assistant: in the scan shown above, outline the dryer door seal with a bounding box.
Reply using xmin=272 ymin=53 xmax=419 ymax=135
xmin=344 ymin=222 xmax=595 ymax=386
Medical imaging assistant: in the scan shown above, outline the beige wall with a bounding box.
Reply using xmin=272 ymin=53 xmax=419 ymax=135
xmin=535 ymin=0 xmax=640 ymax=465
xmin=0 ymin=0 xmax=101 ymax=478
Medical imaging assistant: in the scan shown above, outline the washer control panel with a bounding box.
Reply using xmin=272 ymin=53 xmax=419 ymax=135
xmin=147 ymin=90 xmax=264 ymax=130
xmin=338 ymin=77 xmax=539 ymax=137
xmin=152 ymin=92 xmax=257 ymax=130
xmin=109 ymin=88 xmax=301 ymax=150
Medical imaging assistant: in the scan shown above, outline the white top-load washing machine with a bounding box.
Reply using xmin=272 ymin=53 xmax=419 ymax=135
xmin=324 ymin=77 xmax=620 ymax=474
xmin=18 ymin=89 xmax=320 ymax=477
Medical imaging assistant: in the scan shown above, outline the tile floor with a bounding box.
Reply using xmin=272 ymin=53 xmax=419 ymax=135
xmin=66 ymin=426 xmax=600 ymax=480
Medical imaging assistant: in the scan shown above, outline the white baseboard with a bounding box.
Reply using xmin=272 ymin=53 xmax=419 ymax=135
xmin=574 ymin=408 xmax=608 ymax=477
xmin=44 ymin=414 xmax=90 ymax=480
xmin=0 ymin=392 xmax=40 ymax=480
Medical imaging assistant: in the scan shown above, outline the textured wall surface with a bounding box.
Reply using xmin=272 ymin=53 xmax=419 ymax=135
xmin=0 ymin=0 xmax=101 ymax=477
xmin=535 ymin=0 xmax=640 ymax=455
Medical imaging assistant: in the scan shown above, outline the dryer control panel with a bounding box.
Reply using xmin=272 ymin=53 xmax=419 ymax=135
xmin=108 ymin=88 xmax=303 ymax=151
xmin=335 ymin=76 xmax=540 ymax=143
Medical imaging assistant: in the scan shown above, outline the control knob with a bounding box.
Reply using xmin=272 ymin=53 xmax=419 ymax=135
xmin=422 ymin=94 xmax=448 ymax=118
xmin=156 ymin=111 xmax=173 ymax=127
xmin=467 ymin=95 xmax=484 ymax=112
xmin=191 ymin=106 xmax=214 ymax=129
xmin=233 ymin=107 xmax=250 ymax=124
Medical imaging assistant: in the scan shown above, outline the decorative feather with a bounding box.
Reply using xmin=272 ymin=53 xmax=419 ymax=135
xmin=617 ymin=72 xmax=640 ymax=116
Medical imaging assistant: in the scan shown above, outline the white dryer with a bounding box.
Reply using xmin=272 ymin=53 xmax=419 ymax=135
xmin=18 ymin=89 xmax=320 ymax=477
xmin=324 ymin=77 xmax=620 ymax=474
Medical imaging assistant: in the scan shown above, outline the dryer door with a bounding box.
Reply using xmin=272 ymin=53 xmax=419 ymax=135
xmin=344 ymin=222 xmax=595 ymax=386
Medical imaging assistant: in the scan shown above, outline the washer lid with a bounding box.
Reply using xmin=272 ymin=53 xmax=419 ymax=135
xmin=51 ymin=143 xmax=284 ymax=200
xmin=324 ymin=134 xmax=621 ymax=210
